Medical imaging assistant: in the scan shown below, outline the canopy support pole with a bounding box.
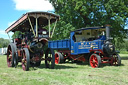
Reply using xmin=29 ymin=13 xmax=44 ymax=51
xmin=48 ymin=17 xmax=51 ymax=38
xmin=36 ymin=17 xmax=38 ymax=37
xmin=51 ymin=19 xmax=57 ymax=38
xmin=7 ymin=33 xmax=11 ymax=41
xmin=28 ymin=16 xmax=36 ymax=37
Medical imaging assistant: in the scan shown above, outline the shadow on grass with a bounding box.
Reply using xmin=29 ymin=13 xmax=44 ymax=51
xmin=16 ymin=59 xmax=124 ymax=71
xmin=70 ymin=60 xmax=125 ymax=68
xmin=99 ymin=63 xmax=124 ymax=68
xmin=74 ymin=62 xmax=89 ymax=66
xmin=31 ymin=63 xmax=77 ymax=70
xmin=16 ymin=63 xmax=77 ymax=71
xmin=54 ymin=64 xmax=77 ymax=69
xmin=75 ymin=62 xmax=124 ymax=68
xmin=64 ymin=60 xmax=89 ymax=66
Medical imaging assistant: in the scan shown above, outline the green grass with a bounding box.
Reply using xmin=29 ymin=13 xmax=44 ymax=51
xmin=0 ymin=54 xmax=128 ymax=85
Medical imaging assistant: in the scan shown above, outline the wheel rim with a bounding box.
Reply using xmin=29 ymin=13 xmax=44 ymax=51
xmin=7 ymin=46 xmax=13 ymax=67
xmin=22 ymin=50 xmax=27 ymax=71
xmin=22 ymin=48 xmax=30 ymax=71
xmin=111 ymin=54 xmax=120 ymax=66
xmin=90 ymin=55 xmax=98 ymax=68
xmin=55 ymin=53 xmax=59 ymax=64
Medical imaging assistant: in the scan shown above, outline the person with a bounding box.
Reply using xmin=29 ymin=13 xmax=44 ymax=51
xmin=72 ymin=34 xmax=76 ymax=42
xmin=97 ymin=30 xmax=105 ymax=39
xmin=101 ymin=31 xmax=105 ymax=35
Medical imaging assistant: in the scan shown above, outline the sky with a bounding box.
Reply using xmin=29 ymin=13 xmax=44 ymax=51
xmin=0 ymin=0 xmax=128 ymax=39
xmin=0 ymin=0 xmax=54 ymax=39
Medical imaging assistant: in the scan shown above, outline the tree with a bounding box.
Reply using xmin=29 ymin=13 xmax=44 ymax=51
xmin=0 ymin=38 xmax=10 ymax=48
xmin=12 ymin=31 xmax=22 ymax=39
xmin=51 ymin=21 xmax=75 ymax=40
xmin=50 ymin=0 xmax=128 ymax=42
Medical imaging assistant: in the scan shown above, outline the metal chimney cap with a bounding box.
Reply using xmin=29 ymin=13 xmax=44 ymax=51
xmin=105 ymin=24 xmax=111 ymax=27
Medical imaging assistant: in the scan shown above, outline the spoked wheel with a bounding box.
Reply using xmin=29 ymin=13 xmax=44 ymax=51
xmin=55 ymin=52 xmax=64 ymax=64
xmin=7 ymin=43 xmax=15 ymax=67
xmin=89 ymin=54 xmax=101 ymax=68
xmin=45 ymin=48 xmax=55 ymax=69
xmin=22 ymin=48 xmax=30 ymax=71
xmin=110 ymin=54 xmax=121 ymax=66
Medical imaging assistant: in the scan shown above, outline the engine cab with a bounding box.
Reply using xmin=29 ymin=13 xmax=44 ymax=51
xmin=70 ymin=25 xmax=115 ymax=55
xmin=72 ymin=27 xmax=106 ymax=42
xmin=13 ymin=27 xmax=49 ymax=53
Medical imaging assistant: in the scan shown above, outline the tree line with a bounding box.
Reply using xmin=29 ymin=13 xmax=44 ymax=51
xmin=0 ymin=38 xmax=10 ymax=48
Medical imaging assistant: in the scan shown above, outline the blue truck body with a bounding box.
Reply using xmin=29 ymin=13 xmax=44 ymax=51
xmin=48 ymin=26 xmax=121 ymax=68
xmin=48 ymin=27 xmax=106 ymax=55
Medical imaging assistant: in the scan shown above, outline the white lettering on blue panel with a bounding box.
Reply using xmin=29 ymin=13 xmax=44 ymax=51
xmin=78 ymin=42 xmax=98 ymax=49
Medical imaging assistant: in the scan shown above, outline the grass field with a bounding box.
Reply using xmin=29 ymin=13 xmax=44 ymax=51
xmin=0 ymin=54 xmax=128 ymax=85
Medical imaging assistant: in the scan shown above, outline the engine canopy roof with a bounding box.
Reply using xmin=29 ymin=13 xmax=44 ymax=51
xmin=5 ymin=11 xmax=60 ymax=33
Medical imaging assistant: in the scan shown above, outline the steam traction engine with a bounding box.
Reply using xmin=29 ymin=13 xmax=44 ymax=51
xmin=5 ymin=12 xmax=59 ymax=71
xmin=48 ymin=25 xmax=121 ymax=68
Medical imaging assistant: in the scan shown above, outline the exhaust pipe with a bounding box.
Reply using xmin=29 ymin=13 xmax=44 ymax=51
xmin=105 ymin=24 xmax=111 ymax=40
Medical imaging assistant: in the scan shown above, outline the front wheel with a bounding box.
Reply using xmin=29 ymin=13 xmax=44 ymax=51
xmin=110 ymin=54 xmax=121 ymax=66
xmin=45 ymin=48 xmax=55 ymax=69
xmin=22 ymin=48 xmax=30 ymax=71
xmin=89 ymin=54 xmax=101 ymax=68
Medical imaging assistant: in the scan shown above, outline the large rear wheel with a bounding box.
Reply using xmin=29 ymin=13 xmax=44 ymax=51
xmin=7 ymin=43 xmax=16 ymax=67
xmin=89 ymin=54 xmax=101 ymax=68
xmin=22 ymin=48 xmax=30 ymax=71
xmin=45 ymin=48 xmax=55 ymax=69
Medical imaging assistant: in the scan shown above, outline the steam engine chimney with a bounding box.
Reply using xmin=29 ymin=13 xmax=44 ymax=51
xmin=105 ymin=24 xmax=111 ymax=40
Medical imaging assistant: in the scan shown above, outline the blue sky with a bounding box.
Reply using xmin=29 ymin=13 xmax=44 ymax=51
xmin=0 ymin=0 xmax=54 ymax=39
xmin=0 ymin=0 xmax=127 ymax=39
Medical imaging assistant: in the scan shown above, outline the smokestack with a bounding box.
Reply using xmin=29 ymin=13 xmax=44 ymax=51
xmin=105 ymin=24 xmax=111 ymax=40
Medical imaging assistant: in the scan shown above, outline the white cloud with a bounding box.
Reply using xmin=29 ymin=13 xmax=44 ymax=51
xmin=13 ymin=0 xmax=54 ymax=11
